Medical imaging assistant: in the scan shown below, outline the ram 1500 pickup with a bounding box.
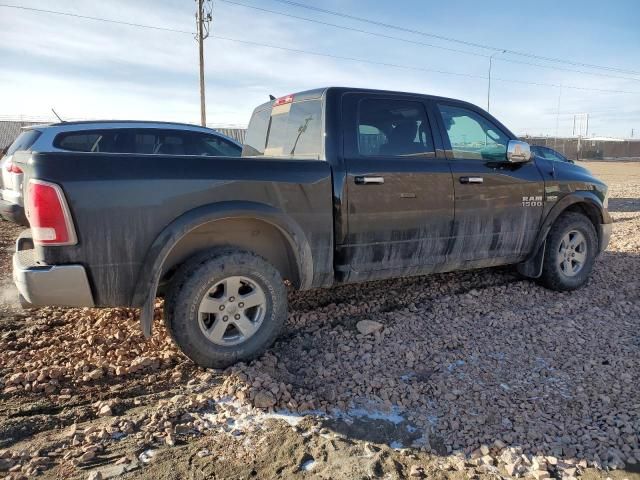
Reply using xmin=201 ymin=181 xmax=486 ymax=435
xmin=12 ymin=88 xmax=612 ymax=368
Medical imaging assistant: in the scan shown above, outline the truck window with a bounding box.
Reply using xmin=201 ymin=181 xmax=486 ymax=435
xmin=243 ymin=100 xmax=323 ymax=159
xmin=357 ymin=99 xmax=435 ymax=157
xmin=54 ymin=130 xmax=127 ymax=153
xmin=437 ymin=104 xmax=509 ymax=161
xmin=243 ymin=108 xmax=270 ymax=156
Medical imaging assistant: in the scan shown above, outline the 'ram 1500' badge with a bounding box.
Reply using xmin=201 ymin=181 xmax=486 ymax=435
xmin=522 ymin=196 xmax=543 ymax=207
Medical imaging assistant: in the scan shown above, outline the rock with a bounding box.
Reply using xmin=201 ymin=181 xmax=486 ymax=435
xmin=87 ymin=369 xmax=103 ymax=381
xmin=527 ymin=470 xmax=551 ymax=480
xmin=356 ymin=320 xmax=384 ymax=335
xmin=87 ymin=472 xmax=103 ymax=480
xmin=253 ymin=390 xmax=276 ymax=409
xmin=0 ymin=458 xmax=16 ymax=471
xmin=78 ymin=450 xmax=96 ymax=463
xmin=98 ymin=405 xmax=112 ymax=417
xmin=504 ymin=462 xmax=518 ymax=476
xmin=409 ymin=464 xmax=425 ymax=477
xmin=479 ymin=455 xmax=494 ymax=466
xmin=66 ymin=423 xmax=78 ymax=439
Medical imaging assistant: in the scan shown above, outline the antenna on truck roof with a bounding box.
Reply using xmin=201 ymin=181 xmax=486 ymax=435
xmin=51 ymin=108 xmax=65 ymax=122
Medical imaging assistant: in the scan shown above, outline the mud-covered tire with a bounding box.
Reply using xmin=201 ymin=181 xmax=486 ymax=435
xmin=538 ymin=212 xmax=598 ymax=291
xmin=164 ymin=249 xmax=287 ymax=369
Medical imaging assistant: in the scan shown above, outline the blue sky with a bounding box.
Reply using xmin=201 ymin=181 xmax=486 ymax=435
xmin=1 ymin=0 xmax=639 ymax=137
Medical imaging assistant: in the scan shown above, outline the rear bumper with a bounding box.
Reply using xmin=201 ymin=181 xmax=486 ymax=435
xmin=599 ymin=223 xmax=612 ymax=253
xmin=0 ymin=198 xmax=27 ymax=225
xmin=13 ymin=233 xmax=94 ymax=307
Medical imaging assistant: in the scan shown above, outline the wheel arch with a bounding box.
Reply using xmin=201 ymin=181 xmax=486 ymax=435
xmin=518 ymin=192 xmax=605 ymax=278
xmin=133 ymin=201 xmax=314 ymax=337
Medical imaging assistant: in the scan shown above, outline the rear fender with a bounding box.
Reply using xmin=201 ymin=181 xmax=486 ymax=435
xmin=134 ymin=201 xmax=313 ymax=337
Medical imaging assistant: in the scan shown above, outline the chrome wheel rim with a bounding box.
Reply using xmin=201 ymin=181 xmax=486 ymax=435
xmin=198 ymin=275 xmax=266 ymax=346
xmin=557 ymin=230 xmax=587 ymax=277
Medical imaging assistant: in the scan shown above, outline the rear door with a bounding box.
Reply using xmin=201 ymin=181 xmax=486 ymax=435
xmin=339 ymin=93 xmax=455 ymax=278
xmin=434 ymin=102 xmax=544 ymax=263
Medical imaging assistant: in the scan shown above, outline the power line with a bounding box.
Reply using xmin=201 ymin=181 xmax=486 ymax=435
xmin=267 ymin=0 xmax=640 ymax=76
xmin=2 ymin=3 xmax=639 ymax=95
xmin=222 ymin=0 xmax=640 ymax=83
xmin=210 ymin=35 xmax=640 ymax=95
xmin=0 ymin=4 xmax=193 ymax=34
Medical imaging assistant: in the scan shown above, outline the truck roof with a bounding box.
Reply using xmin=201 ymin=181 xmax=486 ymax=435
xmin=256 ymin=86 xmax=481 ymax=111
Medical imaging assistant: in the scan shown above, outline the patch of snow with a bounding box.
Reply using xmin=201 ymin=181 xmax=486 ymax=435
xmin=300 ymin=458 xmax=316 ymax=471
xmin=138 ymin=449 xmax=157 ymax=464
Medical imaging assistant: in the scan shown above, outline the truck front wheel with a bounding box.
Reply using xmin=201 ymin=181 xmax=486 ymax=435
xmin=164 ymin=249 xmax=287 ymax=369
xmin=538 ymin=212 xmax=598 ymax=291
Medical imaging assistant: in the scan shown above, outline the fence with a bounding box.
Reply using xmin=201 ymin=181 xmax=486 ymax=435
xmin=522 ymin=136 xmax=640 ymax=161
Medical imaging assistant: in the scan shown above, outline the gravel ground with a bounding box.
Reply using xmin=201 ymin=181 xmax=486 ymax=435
xmin=0 ymin=161 xmax=638 ymax=480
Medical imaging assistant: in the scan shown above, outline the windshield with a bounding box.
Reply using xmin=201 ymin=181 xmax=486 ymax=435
xmin=6 ymin=130 xmax=42 ymax=155
xmin=242 ymin=99 xmax=323 ymax=159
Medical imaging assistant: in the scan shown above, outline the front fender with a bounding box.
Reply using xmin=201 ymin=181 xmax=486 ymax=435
xmin=133 ymin=201 xmax=314 ymax=337
xmin=537 ymin=191 xmax=608 ymax=249
xmin=519 ymin=191 xmax=609 ymax=278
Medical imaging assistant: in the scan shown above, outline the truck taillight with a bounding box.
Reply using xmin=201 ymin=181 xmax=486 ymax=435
xmin=5 ymin=161 xmax=22 ymax=174
xmin=26 ymin=179 xmax=77 ymax=246
xmin=273 ymin=94 xmax=294 ymax=106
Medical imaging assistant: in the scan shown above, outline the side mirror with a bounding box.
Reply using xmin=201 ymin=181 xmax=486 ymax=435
xmin=506 ymin=140 xmax=531 ymax=163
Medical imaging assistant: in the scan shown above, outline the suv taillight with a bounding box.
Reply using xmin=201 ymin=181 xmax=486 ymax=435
xmin=5 ymin=161 xmax=22 ymax=174
xmin=26 ymin=180 xmax=77 ymax=246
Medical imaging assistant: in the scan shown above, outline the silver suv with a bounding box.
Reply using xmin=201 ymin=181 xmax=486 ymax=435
xmin=0 ymin=121 xmax=242 ymax=225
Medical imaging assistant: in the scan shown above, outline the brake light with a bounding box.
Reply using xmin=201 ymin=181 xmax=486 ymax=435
xmin=26 ymin=180 xmax=77 ymax=245
xmin=5 ymin=161 xmax=22 ymax=174
xmin=273 ymin=94 xmax=294 ymax=106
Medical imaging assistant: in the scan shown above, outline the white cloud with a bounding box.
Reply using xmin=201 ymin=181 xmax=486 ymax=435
xmin=0 ymin=0 xmax=637 ymax=136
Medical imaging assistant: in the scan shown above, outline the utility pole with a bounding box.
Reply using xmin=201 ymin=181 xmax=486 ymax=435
xmin=196 ymin=0 xmax=212 ymax=127
xmin=487 ymin=50 xmax=506 ymax=112
xmin=554 ymin=84 xmax=562 ymax=149
xmin=585 ymin=113 xmax=589 ymax=138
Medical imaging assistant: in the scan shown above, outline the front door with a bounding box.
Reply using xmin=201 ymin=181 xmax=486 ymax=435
xmin=434 ymin=102 xmax=545 ymax=264
xmin=338 ymin=93 xmax=455 ymax=280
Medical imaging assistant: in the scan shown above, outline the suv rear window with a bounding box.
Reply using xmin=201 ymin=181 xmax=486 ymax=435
xmin=242 ymin=99 xmax=323 ymax=159
xmin=6 ymin=130 xmax=42 ymax=155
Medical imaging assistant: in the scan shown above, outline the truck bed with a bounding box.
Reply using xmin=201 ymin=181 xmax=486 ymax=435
xmin=24 ymin=152 xmax=335 ymax=306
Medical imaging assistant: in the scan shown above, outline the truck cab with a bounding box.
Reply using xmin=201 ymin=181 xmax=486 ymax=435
xmin=13 ymin=87 xmax=612 ymax=369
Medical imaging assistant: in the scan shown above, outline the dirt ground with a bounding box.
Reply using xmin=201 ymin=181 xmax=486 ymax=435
xmin=0 ymin=161 xmax=638 ymax=480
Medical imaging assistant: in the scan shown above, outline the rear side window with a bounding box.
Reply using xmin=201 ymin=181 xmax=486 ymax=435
xmin=243 ymin=100 xmax=323 ymax=159
xmin=131 ymin=130 xmax=187 ymax=155
xmin=189 ymin=133 xmax=241 ymax=156
xmin=7 ymin=130 xmax=42 ymax=155
xmin=357 ymin=99 xmax=435 ymax=157
xmin=54 ymin=130 xmax=127 ymax=153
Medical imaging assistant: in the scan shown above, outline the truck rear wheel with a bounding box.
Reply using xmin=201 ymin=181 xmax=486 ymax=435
xmin=164 ymin=249 xmax=287 ymax=369
xmin=538 ymin=212 xmax=598 ymax=291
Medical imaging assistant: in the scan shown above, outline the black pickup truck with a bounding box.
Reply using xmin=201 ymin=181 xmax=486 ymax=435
xmin=12 ymin=87 xmax=612 ymax=368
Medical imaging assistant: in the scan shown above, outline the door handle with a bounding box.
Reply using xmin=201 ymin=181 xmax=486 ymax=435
xmin=459 ymin=176 xmax=483 ymax=184
xmin=355 ymin=176 xmax=385 ymax=185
